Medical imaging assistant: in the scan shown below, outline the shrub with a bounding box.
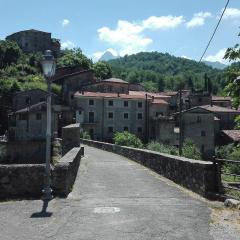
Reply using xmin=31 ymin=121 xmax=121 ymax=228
xmin=114 ymin=131 xmax=143 ymax=148
xmin=80 ymin=131 xmax=91 ymax=140
xmin=182 ymin=139 xmax=201 ymax=160
xmin=147 ymin=142 xmax=178 ymax=155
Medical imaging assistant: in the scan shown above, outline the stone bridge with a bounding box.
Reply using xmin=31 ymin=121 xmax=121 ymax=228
xmin=0 ymin=145 xmax=238 ymax=240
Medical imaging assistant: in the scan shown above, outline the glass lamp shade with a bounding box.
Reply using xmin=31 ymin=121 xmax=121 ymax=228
xmin=41 ymin=50 xmax=56 ymax=78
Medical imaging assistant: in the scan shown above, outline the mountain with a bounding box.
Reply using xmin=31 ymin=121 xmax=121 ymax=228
xmin=107 ymin=51 xmax=226 ymax=94
xmin=203 ymin=61 xmax=227 ymax=70
xmin=99 ymin=51 xmax=118 ymax=61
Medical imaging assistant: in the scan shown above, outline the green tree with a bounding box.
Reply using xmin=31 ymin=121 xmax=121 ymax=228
xmin=93 ymin=61 xmax=112 ymax=80
xmin=114 ymin=131 xmax=143 ymax=148
xmin=0 ymin=40 xmax=22 ymax=68
xmin=57 ymin=48 xmax=93 ymax=69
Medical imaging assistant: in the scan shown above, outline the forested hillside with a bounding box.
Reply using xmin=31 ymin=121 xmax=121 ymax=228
xmin=108 ymin=52 xmax=227 ymax=94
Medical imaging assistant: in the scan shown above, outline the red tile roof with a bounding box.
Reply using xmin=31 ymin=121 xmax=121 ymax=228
xmin=212 ymin=96 xmax=232 ymax=101
xmin=200 ymin=105 xmax=240 ymax=113
xmin=222 ymin=130 xmax=240 ymax=142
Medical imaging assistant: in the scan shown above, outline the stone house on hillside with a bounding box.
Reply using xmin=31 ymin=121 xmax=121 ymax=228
xmin=8 ymin=102 xmax=59 ymax=141
xmin=211 ymin=96 xmax=232 ymax=109
xmin=53 ymin=69 xmax=95 ymax=105
xmin=12 ymin=89 xmax=58 ymax=111
xmin=6 ymin=29 xmax=60 ymax=57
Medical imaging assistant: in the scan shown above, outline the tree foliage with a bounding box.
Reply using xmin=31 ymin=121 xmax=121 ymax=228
xmin=57 ymin=48 xmax=93 ymax=69
xmin=93 ymin=61 xmax=112 ymax=80
xmin=114 ymin=131 xmax=143 ymax=148
xmin=108 ymin=51 xmax=227 ymax=94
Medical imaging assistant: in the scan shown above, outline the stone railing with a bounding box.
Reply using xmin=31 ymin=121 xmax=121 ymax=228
xmin=81 ymin=139 xmax=218 ymax=198
xmin=0 ymin=147 xmax=81 ymax=200
xmin=52 ymin=147 xmax=81 ymax=197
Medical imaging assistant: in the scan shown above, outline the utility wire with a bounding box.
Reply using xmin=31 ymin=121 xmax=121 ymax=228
xmin=199 ymin=0 xmax=230 ymax=63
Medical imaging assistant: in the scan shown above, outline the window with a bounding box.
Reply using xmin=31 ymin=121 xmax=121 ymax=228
xmin=36 ymin=113 xmax=42 ymax=120
xmin=108 ymin=126 xmax=113 ymax=133
xmin=138 ymin=102 xmax=143 ymax=108
xmin=78 ymin=110 xmax=82 ymax=115
xmin=89 ymin=112 xmax=94 ymax=123
xmin=124 ymin=113 xmax=129 ymax=119
xmin=108 ymin=100 xmax=114 ymax=106
xmin=137 ymin=113 xmax=143 ymax=120
xmin=40 ymin=97 xmax=45 ymax=102
xmin=124 ymin=126 xmax=129 ymax=131
xmin=108 ymin=112 xmax=113 ymax=119
xmin=19 ymin=113 xmax=27 ymax=120
xmin=89 ymin=99 xmax=94 ymax=106
xmin=124 ymin=101 xmax=128 ymax=107
xmin=197 ymin=116 xmax=201 ymax=123
xmin=201 ymin=145 xmax=205 ymax=154
xmin=71 ymin=94 xmax=74 ymax=100
xmin=201 ymin=131 xmax=206 ymax=137
xmin=137 ymin=127 xmax=142 ymax=133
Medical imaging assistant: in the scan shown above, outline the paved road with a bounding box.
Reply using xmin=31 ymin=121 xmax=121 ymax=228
xmin=0 ymin=146 xmax=228 ymax=239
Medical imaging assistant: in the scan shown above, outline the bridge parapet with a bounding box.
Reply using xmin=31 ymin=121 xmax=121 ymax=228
xmin=81 ymin=139 xmax=217 ymax=198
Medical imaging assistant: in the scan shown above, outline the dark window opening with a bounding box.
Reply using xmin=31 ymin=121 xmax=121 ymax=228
xmin=124 ymin=126 xmax=129 ymax=131
xmin=36 ymin=113 xmax=42 ymax=120
xmin=124 ymin=113 xmax=129 ymax=119
xmin=197 ymin=116 xmax=201 ymax=123
xmin=108 ymin=112 xmax=114 ymax=119
xmin=137 ymin=113 xmax=143 ymax=120
xmin=89 ymin=99 xmax=94 ymax=106
xmin=89 ymin=112 xmax=94 ymax=123
xmin=124 ymin=101 xmax=128 ymax=107
xmin=108 ymin=100 xmax=114 ymax=106
xmin=40 ymin=97 xmax=45 ymax=102
xmin=138 ymin=102 xmax=142 ymax=108
xmin=108 ymin=127 xmax=113 ymax=133
xmin=201 ymin=131 xmax=206 ymax=137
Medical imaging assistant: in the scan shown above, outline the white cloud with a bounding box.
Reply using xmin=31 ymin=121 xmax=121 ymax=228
xmin=98 ymin=20 xmax=152 ymax=56
xmin=186 ymin=12 xmax=212 ymax=28
xmin=181 ymin=55 xmax=192 ymax=60
xmin=204 ymin=48 xmax=229 ymax=64
xmin=222 ymin=8 xmax=240 ymax=19
xmin=97 ymin=15 xmax=184 ymax=56
xmin=61 ymin=19 xmax=70 ymax=27
xmin=61 ymin=40 xmax=75 ymax=49
xmin=143 ymin=15 xmax=184 ymax=30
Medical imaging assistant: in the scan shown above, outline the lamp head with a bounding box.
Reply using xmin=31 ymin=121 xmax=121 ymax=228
xmin=41 ymin=50 xmax=56 ymax=78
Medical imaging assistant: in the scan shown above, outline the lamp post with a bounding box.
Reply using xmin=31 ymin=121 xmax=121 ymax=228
xmin=41 ymin=50 xmax=56 ymax=200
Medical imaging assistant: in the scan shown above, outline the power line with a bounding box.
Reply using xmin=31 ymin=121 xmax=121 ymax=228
xmin=199 ymin=0 xmax=230 ymax=63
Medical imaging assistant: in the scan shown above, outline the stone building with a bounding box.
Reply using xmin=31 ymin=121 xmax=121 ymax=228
xmin=211 ymin=96 xmax=232 ymax=108
xmin=8 ymin=102 xmax=59 ymax=141
xmin=199 ymin=105 xmax=240 ymax=130
xmin=53 ymin=69 xmax=96 ymax=105
xmin=12 ymin=89 xmax=58 ymax=111
xmin=6 ymin=29 xmax=60 ymax=57
xmin=82 ymin=78 xmax=129 ymax=94
xmin=181 ymin=107 xmax=215 ymax=159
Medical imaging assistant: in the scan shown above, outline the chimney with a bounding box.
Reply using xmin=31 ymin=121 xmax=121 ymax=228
xmin=152 ymin=96 xmax=154 ymax=102
xmin=117 ymin=92 xmax=120 ymax=97
xmin=81 ymin=90 xmax=84 ymax=95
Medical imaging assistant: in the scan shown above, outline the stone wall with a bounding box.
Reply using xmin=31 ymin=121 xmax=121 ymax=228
xmin=0 ymin=141 xmax=46 ymax=164
xmin=0 ymin=147 xmax=81 ymax=200
xmin=52 ymin=147 xmax=81 ymax=197
xmin=81 ymin=139 xmax=217 ymax=197
xmin=62 ymin=123 xmax=80 ymax=155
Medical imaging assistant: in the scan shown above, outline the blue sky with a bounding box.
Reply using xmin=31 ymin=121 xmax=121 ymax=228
xmin=0 ymin=0 xmax=240 ymax=63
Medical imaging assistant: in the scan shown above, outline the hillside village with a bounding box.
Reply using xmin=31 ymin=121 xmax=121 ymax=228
xmin=2 ymin=29 xmax=240 ymax=160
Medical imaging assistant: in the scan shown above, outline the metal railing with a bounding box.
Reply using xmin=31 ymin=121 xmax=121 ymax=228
xmin=213 ymin=157 xmax=240 ymax=200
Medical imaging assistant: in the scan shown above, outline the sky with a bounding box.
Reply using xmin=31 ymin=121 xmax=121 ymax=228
xmin=0 ymin=0 xmax=240 ymax=63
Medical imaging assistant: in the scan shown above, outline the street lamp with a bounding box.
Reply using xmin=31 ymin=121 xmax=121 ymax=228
xmin=41 ymin=50 xmax=56 ymax=200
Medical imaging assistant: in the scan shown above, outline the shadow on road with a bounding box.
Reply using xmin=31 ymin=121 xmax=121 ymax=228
xmin=30 ymin=200 xmax=53 ymax=218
